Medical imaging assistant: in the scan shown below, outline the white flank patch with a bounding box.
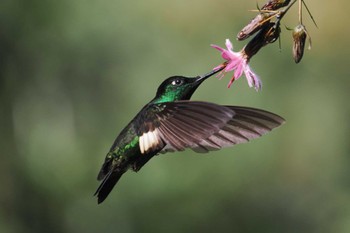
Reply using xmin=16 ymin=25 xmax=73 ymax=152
xmin=139 ymin=135 xmax=145 ymax=154
xmin=139 ymin=129 xmax=161 ymax=154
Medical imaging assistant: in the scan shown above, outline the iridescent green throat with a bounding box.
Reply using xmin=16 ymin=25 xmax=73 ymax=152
xmin=152 ymin=85 xmax=188 ymax=104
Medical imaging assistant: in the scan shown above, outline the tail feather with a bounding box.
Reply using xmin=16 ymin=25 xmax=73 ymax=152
xmin=94 ymin=168 xmax=125 ymax=204
xmin=95 ymin=150 xmax=156 ymax=204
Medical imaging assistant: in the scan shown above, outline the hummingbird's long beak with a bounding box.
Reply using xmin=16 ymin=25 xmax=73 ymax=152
xmin=195 ymin=64 xmax=226 ymax=83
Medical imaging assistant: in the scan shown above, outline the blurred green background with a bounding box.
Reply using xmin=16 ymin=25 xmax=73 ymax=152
xmin=1 ymin=0 xmax=349 ymax=232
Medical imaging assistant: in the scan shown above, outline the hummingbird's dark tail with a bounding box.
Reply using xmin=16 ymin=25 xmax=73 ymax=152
xmin=95 ymin=157 xmax=127 ymax=204
xmin=94 ymin=168 xmax=125 ymax=204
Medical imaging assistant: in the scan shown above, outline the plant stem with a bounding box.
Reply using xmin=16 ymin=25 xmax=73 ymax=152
xmin=298 ymin=0 xmax=303 ymax=24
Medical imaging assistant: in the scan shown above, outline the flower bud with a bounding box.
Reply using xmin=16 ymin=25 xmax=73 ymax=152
xmin=292 ymin=24 xmax=307 ymax=63
xmin=237 ymin=13 xmax=271 ymax=41
xmin=261 ymin=0 xmax=291 ymax=10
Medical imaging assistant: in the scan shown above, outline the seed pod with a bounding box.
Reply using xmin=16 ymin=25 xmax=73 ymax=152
xmin=237 ymin=13 xmax=271 ymax=41
xmin=292 ymin=24 xmax=307 ymax=63
xmin=261 ymin=0 xmax=291 ymax=11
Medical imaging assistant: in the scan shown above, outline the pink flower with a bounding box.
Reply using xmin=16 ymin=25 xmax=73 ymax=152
xmin=211 ymin=39 xmax=262 ymax=91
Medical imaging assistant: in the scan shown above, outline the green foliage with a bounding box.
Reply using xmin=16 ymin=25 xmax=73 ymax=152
xmin=1 ymin=0 xmax=349 ymax=232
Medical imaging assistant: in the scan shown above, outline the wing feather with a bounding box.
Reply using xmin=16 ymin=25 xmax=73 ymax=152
xmin=137 ymin=101 xmax=285 ymax=154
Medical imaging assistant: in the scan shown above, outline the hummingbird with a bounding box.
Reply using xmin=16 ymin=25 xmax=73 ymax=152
xmin=94 ymin=68 xmax=285 ymax=204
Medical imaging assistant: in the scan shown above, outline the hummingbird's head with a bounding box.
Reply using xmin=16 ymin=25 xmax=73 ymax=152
xmin=153 ymin=69 xmax=222 ymax=103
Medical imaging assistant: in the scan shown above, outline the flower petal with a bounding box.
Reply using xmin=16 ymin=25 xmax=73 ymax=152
xmin=244 ymin=66 xmax=262 ymax=91
xmin=225 ymin=39 xmax=233 ymax=51
xmin=224 ymin=61 xmax=236 ymax=72
xmin=210 ymin=44 xmax=226 ymax=53
xmin=234 ymin=62 xmax=244 ymax=79
xmin=227 ymin=76 xmax=235 ymax=88
xmin=211 ymin=45 xmax=232 ymax=60
xmin=221 ymin=51 xmax=232 ymax=61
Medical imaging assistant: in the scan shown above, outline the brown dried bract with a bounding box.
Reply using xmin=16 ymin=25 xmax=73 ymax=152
xmin=261 ymin=0 xmax=291 ymax=11
xmin=237 ymin=13 xmax=271 ymax=41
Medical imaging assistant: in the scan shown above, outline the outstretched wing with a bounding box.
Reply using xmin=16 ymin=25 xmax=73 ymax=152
xmin=190 ymin=105 xmax=285 ymax=153
xmin=137 ymin=101 xmax=285 ymax=154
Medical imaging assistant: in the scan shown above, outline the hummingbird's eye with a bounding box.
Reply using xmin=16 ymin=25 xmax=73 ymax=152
xmin=171 ymin=79 xmax=183 ymax=86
